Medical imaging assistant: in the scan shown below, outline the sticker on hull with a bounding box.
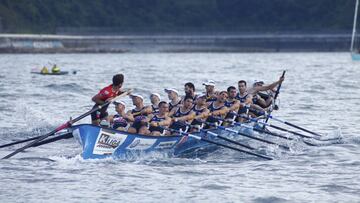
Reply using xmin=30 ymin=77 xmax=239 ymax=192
xmin=93 ymin=130 xmax=127 ymax=155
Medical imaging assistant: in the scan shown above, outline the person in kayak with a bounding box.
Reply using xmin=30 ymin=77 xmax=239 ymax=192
xmin=91 ymin=74 xmax=124 ymax=125
xmin=52 ymin=64 xmax=60 ymax=73
xmin=40 ymin=66 xmax=49 ymax=74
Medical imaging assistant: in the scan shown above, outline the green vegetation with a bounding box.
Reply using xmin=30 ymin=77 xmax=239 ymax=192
xmin=0 ymin=0 xmax=356 ymax=34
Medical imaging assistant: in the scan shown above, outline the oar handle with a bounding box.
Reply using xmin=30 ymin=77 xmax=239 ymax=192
xmin=274 ymin=70 xmax=286 ymax=100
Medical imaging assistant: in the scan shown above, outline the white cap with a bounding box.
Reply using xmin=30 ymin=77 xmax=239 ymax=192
xmin=130 ymin=93 xmax=144 ymax=101
xmin=203 ymin=80 xmax=215 ymax=87
xmin=150 ymin=93 xmax=161 ymax=100
xmin=113 ymin=100 xmax=126 ymax=106
xmin=196 ymin=93 xmax=207 ymax=99
xmin=253 ymin=80 xmax=264 ymax=86
xmin=164 ymin=88 xmax=179 ymax=95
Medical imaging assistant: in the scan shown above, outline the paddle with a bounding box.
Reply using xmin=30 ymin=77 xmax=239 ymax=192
xmin=264 ymin=70 xmax=286 ymax=125
xmin=167 ymin=128 xmax=273 ymax=160
xmin=2 ymin=90 xmax=131 ymax=159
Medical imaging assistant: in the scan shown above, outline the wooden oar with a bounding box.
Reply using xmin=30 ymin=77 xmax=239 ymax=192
xmin=166 ymin=128 xmax=272 ymax=160
xmin=2 ymin=90 xmax=131 ymax=159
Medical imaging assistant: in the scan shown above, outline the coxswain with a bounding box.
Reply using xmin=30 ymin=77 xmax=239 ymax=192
xmin=168 ymin=96 xmax=196 ymax=133
xmin=91 ymin=74 xmax=124 ymax=125
xmin=126 ymin=94 xmax=152 ymax=134
xmin=165 ymin=88 xmax=182 ymax=112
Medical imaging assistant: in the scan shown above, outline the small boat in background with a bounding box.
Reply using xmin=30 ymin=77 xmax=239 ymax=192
xmin=31 ymin=70 xmax=69 ymax=75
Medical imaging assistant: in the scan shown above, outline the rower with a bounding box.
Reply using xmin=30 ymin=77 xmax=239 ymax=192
xmin=252 ymin=80 xmax=275 ymax=108
xmin=203 ymin=80 xmax=218 ymax=102
xmin=126 ymin=94 xmax=152 ymax=134
xmin=205 ymin=91 xmax=229 ymax=128
xmin=184 ymin=82 xmax=198 ymax=101
xmin=40 ymin=66 xmax=49 ymax=74
xmin=168 ymin=96 xmax=196 ymax=133
xmin=149 ymin=93 xmax=161 ymax=114
xmin=91 ymin=74 xmax=124 ymax=125
xmin=109 ymin=100 xmax=129 ymax=131
xmin=143 ymin=101 xmax=172 ymax=136
xmin=236 ymin=80 xmax=253 ymax=122
xmin=189 ymin=94 xmax=210 ymax=132
xmin=52 ymin=64 xmax=60 ymax=73
xmin=224 ymin=86 xmax=241 ymax=124
xmin=165 ymin=88 xmax=182 ymax=112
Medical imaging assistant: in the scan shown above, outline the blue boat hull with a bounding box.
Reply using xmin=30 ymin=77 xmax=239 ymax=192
xmin=71 ymin=124 xmax=253 ymax=159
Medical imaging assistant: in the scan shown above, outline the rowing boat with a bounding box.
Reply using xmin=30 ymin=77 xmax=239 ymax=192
xmin=71 ymin=124 xmax=254 ymax=159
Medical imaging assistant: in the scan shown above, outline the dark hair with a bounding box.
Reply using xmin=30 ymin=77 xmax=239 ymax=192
xmin=184 ymin=95 xmax=194 ymax=102
xmin=227 ymin=86 xmax=236 ymax=92
xmin=113 ymin=74 xmax=124 ymax=86
xmin=159 ymin=101 xmax=168 ymax=107
xmin=185 ymin=82 xmax=195 ymax=91
xmin=238 ymin=80 xmax=247 ymax=86
xmin=219 ymin=91 xmax=228 ymax=95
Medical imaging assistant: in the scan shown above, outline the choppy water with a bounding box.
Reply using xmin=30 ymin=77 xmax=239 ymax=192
xmin=0 ymin=53 xmax=360 ymax=202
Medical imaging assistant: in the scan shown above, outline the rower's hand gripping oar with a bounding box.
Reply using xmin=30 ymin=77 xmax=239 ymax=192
xmin=264 ymin=70 xmax=286 ymax=125
xmin=2 ymin=90 xmax=132 ymax=159
xmin=166 ymin=128 xmax=272 ymax=160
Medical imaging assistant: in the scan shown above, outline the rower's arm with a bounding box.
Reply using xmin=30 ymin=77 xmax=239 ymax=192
xmin=211 ymin=107 xmax=229 ymax=117
xmin=125 ymin=110 xmax=135 ymax=122
xmin=141 ymin=106 xmax=153 ymax=115
xmin=194 ymin=109 xmax=210 ymax=120
xmin=168 ymin=107 xmax=177 ymax=117
xmin=158 ymin=116 xmax=172 ymax=126
xmin=229 ymin=100 xmax=240 ymax=112
xmin=92 ymin=94 xmax=105 ymax=105
xmin=175 ymin=112 xmax=196 ymax=122
xmin=252 ymin=76 xmax=285 ymax=93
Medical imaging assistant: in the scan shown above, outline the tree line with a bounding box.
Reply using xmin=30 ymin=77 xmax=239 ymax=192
xmin=0 ymin=0 xmax=356 ymax=34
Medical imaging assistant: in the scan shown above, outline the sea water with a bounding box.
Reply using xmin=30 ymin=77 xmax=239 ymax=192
xmin=0 ymin=53 xmax=359 ymax=202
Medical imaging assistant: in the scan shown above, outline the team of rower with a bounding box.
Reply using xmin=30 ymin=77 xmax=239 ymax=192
xmin=91 ymin=74 xmax=285 ymax=136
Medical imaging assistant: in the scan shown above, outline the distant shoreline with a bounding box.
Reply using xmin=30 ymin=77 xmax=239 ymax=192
xmin=0 ymin=33 xmax=353 ymax=53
